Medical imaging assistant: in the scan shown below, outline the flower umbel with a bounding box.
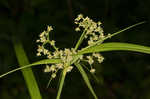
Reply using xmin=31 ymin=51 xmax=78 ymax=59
xmin=75 ymin=14 xmax=111 ymax=46
xmin=36 ymin=14 xmax=106 ymax=87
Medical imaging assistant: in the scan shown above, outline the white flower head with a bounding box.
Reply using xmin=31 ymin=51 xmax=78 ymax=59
xmin=75 ymin=14 xmax=105 ymax=47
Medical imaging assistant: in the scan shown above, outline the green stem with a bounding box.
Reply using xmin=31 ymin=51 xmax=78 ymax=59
xmin=74 ymin=27 xmax=88 ymax=50
xmin=56 ymin=69 xmax=67 ymax=99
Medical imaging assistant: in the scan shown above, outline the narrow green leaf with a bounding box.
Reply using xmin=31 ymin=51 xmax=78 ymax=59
xmin=56 ymin=69 xmax=67 ymax=99
xmin=78 ymin=42 xmax=150 ymax=55
xmin=74 ymin=62 xmax=98 ymax=99
xmin=0 ymin=59 xmax=61 ymax=78
xmin=104 ymin=21 xmax=145 ymax=40
xmin=12 ymin=39 xmax=42 ymax=99
xmin=32 ymin=58 xmax=62 ymax=65
xmin=74 ymin=27 xmax=88 ymax=50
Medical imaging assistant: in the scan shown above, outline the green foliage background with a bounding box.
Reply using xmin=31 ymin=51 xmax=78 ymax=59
xmin=0 ymin=0 xmax=150 ymax=99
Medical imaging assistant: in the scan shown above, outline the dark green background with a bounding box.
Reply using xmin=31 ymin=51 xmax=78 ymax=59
xmin=0 ymin=0 xmax=150 ymax=99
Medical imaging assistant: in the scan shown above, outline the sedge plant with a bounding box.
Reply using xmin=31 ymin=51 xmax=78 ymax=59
xmin=0 ymin=14 xmax=149 ymax=99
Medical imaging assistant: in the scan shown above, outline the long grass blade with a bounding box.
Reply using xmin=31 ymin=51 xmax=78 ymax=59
xmin=0 ymin=59 xmax=61 ymax=78
xmin=104 ymin=21 xmax=145 ymax=40
xmin=74 ymin=62 xmax=98 ymax=99
xmin=78 ymin=42 xmax=150 ymax=55
xmin=12 ymin=39 xmax=42 ymax=99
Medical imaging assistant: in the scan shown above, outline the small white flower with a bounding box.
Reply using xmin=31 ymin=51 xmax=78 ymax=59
xmin=88 ymin=39 xmax=94 ymax=45
xmin=75 ymin=27 xmax=80 ymax=31
xmin=44 ymin=65 xmax=51 ymax=72
xmin=39 ymin=31 xmax=46 ymax=37
xmin=47 ymin=26 xmax=53 ymax=32
xmin=36 ymin=39 xmax=40 ymax=43
xmin=99 ymin=33 xmax=105 ymax=39
xmin=56 ymin=63 xmax=63 ymax=69
xmin=97 ymin=57 xmax=104 ymax=63
xmin=36 ymin=52 xmax=41 ymax=56
xmin=51 ymin=73 xmax=56 ymax=78
xmin=90 ymin=68 xmax=96 ymax=73
xmin=97 ymin=21 xmax=102 ymax=25
xmin=50 ymin=65 xmax=56 ymax=72
xmin=50 ymin=40 xmax=55 ymax=46
xmin=71 ymin=48 xmax=77 ymax=54
xmin=53 ymin=51 xmax=59 ymax=58
xmin=75 ymin=14 xmax=83 ymax=22
xmin=37 ymin=45 xmax=43 ymax=53
xmin=87 ymin=56 xmax=94 ymax=65
xmin=40 ymin=36 xmax=46 ymax=43
xmin=59 ymin=50 xmax=63 ymax=56
xmin=66 ymin=55 xmax=73 ymax=62
xmin=107 ymin=33 xmax=111 ymax=38
xmin=64 ymin=48 xmax=71 ymax=55
xmin=66 ymin=66 xmax=73 ymax=72
xmin=93 ymin=35 xmax=98 ymax=41
xmin=43 ymin=49 xmax=49 ymax=55
xmin=79 ymin=55 xmax=83 ymax=60
xmin=47 ymin=53 xmax=53 ymax=59
xmin=92 ymin=53 xmax=100 ymax=58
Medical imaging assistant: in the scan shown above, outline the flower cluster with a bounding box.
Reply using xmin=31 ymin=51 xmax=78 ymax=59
xmin=74 ymin=14 xmax=106 ymax=46
xmin=36 ymin=26 xmax=55 ymax=57
xmin=85 ymin=53 xmax=104 ymax=73
xmin=36 ymin=14 xmax=106 ymax=80
xmin=36 ymin=26 xmax=80 ymax=78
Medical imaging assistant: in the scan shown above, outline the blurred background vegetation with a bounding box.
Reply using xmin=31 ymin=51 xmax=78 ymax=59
xmin=0 ymin=0 xmax=150 ymax=99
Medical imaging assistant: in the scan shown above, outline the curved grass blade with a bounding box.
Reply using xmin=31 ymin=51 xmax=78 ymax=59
xmin=0 ymin=59 xmax=61 ymax=78
xmin=104 ymin=21 xmax=145 ymax=40
xmin=56 ymin=69 xmax=67 ymax=99
xmin=74 ymin=62 xmax=98 ymax=99
xmin=13 ymin=40 xmax=42 ymax=99
xmin=78 ymin=42 xmax=150 ymax=55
